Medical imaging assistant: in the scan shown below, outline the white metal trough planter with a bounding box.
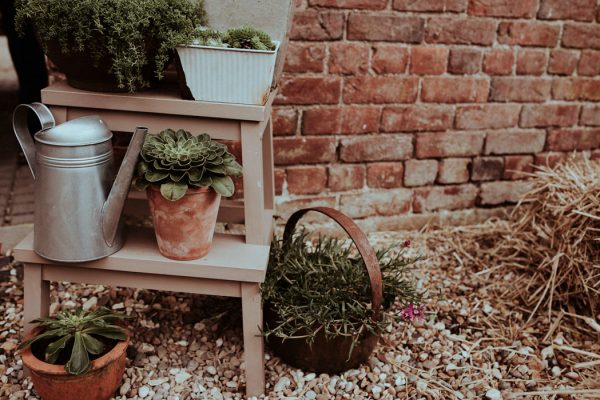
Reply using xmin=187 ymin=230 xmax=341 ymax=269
xmin=176 ymin=41 xmax=280 ymax=105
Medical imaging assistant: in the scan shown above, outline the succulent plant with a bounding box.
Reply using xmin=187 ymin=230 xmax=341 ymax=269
xmin=134 ymin=129 xmax=242 ymax=201
xmin=189 ymin=26 xmax=276 ymax=51
xmin=18 ymin=308 xmax=128 ymax=375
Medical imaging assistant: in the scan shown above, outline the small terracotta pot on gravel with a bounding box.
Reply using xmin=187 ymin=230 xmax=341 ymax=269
xmin=147 ymin=185 xmax=221 ymax=260
xmin=20 ymin=328 xmax=129 ymax=400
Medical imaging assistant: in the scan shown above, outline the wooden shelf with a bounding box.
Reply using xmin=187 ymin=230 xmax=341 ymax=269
xmin=14 ymin=228 xmax=270 ymax=283
xmin=41 ymin=81 xmax=276 ymax=122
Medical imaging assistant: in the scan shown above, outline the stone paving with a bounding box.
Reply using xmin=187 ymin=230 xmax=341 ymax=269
xmin=0 ymin=35 xmax=35 ymax=229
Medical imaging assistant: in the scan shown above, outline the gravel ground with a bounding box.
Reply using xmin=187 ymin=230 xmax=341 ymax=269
xmin=1 ymin=230 xmax=599 ymax=400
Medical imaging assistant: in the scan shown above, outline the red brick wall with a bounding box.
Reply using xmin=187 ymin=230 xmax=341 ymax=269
xmin=272 ymin=0 xmax=600 ymax=229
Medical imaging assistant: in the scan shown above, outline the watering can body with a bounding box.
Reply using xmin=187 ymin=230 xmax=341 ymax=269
xmin=13 ymin=103 xmax=147 ymax=262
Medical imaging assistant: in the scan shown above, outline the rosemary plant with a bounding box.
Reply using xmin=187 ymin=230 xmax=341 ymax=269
xmin=262 ymin=231 xmax=425 ymax=352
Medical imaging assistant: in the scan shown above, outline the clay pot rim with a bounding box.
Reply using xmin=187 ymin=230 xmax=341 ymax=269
xmin=20 ymin=327 xmax=130 ymax=376
xmin=146 ymin=184 xmax=214 ymax=195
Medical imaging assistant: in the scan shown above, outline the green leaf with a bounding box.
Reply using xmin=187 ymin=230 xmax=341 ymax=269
xmin=81 ymin=334 xmax=105 ymax=355
xmin=66 ymin=332 xmax=90 ymax=375
xmin=45 ymin=334 xmax=72 ymax=364
xmin=210 ymin=175 xmax=234 ymax=197
xmin=17 ymin=328 xmax=67 ymax=350
xmin=188 ymin=168 xmax=204 ymax=182
xmin=82 ymin=325 xmax=127 ymax=341
xmin=145 ymin=170 xmax=169 ymax=182
xmin=160 ymin=182 xmax=188 ymax=201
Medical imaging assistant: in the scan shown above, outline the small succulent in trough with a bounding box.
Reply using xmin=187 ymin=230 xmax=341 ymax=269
xmin=18 ymin=308 xmax=128 ymax=375
xmin=191 ymin=26 xmax=276 ymax=51
xmin=134 ymin=129 xmax=242 ymax=201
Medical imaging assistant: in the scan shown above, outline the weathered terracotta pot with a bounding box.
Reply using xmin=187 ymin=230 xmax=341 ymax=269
xmin=20 ymin=328 xmax=129 ymax=400
xmin=147 ymin=185 xmax=221 ymax=260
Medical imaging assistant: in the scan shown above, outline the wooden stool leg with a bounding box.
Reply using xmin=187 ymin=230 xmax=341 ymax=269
xmin=23 ymin=264 xmax=49 ymax=335
xmin=241 ymin=282 xmax=265 ymax=397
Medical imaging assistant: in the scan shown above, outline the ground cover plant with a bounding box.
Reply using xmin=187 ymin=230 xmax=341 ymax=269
xmin=191 ymin=26 xmax=276 ymax=50
xmin=16 ymin=0 xmax=208 ymax=92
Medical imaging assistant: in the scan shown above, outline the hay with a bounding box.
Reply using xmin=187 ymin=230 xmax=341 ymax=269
xmin=427 ymin=158 xmax=600 ymax=323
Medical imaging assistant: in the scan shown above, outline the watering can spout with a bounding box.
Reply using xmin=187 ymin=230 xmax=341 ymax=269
xmin=12 ymin=103 xmax=56 ymax=179
xmin=102 ymin=127 xmax=148 ymax=247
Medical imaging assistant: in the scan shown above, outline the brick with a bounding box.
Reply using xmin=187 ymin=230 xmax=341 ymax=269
xmin=416 ymin=131 xmax=485 ymax=158
xmin=520 ymin=105 xmax=579 ymax=128
xmin=343 ymin=76 xmax=419 ymax=104
xmin=382 ymin=106 xmax=454 ymax=132
xmin=421 ymin=77 xmax=489 ymax=103
xmin=516 ymin=50 xmax=547 ymax=76
xmin=468 ymin=0 xmax=538 ymax=18
xmin=328 ymin=164 xmax=365 ymax=191
xmin=340 ymin=189 xmax=412 ymax=218
xmin=347 ymin=14 xmax=424 ymax=42
xmin=455 ymin=104 xmax=521 ymax=130
xmin=504 ymin=155 xmax=534 ymax=180
xmin=309 ymin=0 xmax=388 ymax=9
xmin=274 ymin=169 xmax=285 ymax=195
xmin=538 ymin=0 xmax=597 ymax=22
xmin=276 ymin=76 xmax=341 ymax=105
xmin=490 ymin=78 xmax=551 ymax=103
xmin=562 ymin=23 xmax=600 ymax=49
xmin=552 ymin=78 xmax=600 ymax=101
xmin=578 ymin=51 xmax=600 ymax=76
xmin=272 ymin=107 xmax=297 ymax=136
xmin=426 ymin=17 xmax=496 ymax=45
xmin=485 ymin=129 xmax=546 ymax=154
xmin=448 ymin=48 xmax=482 ymax=75
xmin=393 ymin=0 xmax=467 ymax=12
xmin=340 ymin=135 xmax=413 ymax=162
xmin=438 ymin=158 xmax=471 ymax=184
xmin=410 ymin=47 xmax=449 ymax=75
xmin=372 ymin=45 xmax=409 ymax=74
xmin=274 ymin=137 xmax=337 ymax=165
xmin=471 ymin=156 xmax=504 ymax=181
xmin=413 ymin=184 xmax=478 ymax=212
xmin=276 ymin=196 xmax=337 ymax=221
xmin=498 ymin=22 xmax=560 ymax=47
xmin=302 ymin=106 xmax=380 ymax=135
xmin=547 ymin=50 xmax=579 ymax=75
xmin=328 ymin=43 xmax=369 ymax=75
xmin=546 ymin=128 xmax=600 ymax=151
xmin=483 ymin=49 xmax=514 ymax=75
xmin=289 ymin=10 xmax=345 ymax=41
xmin=404 ymin=159 xmax=439 ymax=187
xmin=581 ymin=105 xmax=600 ymax=126
xmin=283 ymin=43 xmax=325 ymax=73
xmin=367 ymin=162 xmax=404 ymax=188
xmin=286 ymin=166 xmax=327 ymax=195
xmin=479 ymin=180 xmax=534 ymax=205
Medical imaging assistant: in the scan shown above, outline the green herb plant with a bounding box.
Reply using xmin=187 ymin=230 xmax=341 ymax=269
xmin=191 ymin=26 xmax=276 ymax=51
xmin=18 ymin=308 xmax=128 ymax=375
xmin=133 ymin=129 xmax=242 ymax=201
xmin=262 ymin=230 xmax=425 ymax=354
xmin=16 ymin=0 xmax=208 ymax=92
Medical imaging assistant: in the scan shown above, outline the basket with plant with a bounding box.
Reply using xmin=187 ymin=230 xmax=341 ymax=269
xmin=18 ymin=308 xmax=129 ymax=400
xmin=262 ymin=207 xmax=426 ymax=373
xmin=16 ymin=0 xmax=208 ymax=92
xmin=133 ymin=128 xmax=242 ymax=260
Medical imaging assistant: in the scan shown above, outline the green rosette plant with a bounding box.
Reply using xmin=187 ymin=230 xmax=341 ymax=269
xmin=18 ymin=308 xmax=128 ymax=375
xmin=191 ymin=26 xmax=277 ymax=50
xmin=15 ymin=0 xmax=208 ymax=92
xmin=134 ymin=129 xmax=242 ymax=201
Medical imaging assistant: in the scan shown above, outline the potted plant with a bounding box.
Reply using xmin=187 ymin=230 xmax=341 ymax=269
xmin=262 ymin=207 xmax=426 ymax=373
xmin=15 ymin=0 xmax=207 ymax=92
xmin=176 ymin=26 xmax=280 ymax=104
xmin=18 ymin=308 xmax=129 ymax=400
xmin=133 ymin=129 xmax=242 ymax=260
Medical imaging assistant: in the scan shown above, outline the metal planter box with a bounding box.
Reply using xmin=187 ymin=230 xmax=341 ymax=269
xmin=177 ymin=41 xmax=279 ymax=105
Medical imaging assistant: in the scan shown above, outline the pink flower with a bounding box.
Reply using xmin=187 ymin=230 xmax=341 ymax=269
xmin=404 ymin=239 xmax=411 ymax=247
xmin=400 ymin=303 xmax=425 ymax=322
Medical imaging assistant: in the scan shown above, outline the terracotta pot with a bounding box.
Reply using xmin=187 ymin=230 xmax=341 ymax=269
xmin=44 ymin=37 xmax=164 ymax=92
xmin=20 ymin=328 xmax=129 ymax=400
xmin=147 ymin=186 xmax=221 ymax=260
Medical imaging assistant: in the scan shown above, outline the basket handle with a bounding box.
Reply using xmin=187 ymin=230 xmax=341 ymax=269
xmin=283 ymin=207 xmax=383 ymax=322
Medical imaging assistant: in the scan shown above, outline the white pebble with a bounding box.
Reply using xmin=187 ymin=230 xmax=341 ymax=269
xmin=209 ymin=387 xmax=223 ymax=400
xmin=551 ymin=366 xmax=561 ymax=377
xmin=305 ymin=390 xmax=317 ymax=399
xmin=82 ymin=296 xmax=97 ymax=311
xmin=394 ymin=373 xmax=407 ymax=387
xmin=206 ymin=366 xmax=217 ymax=375
xmin=148 ymin=378 xmax=168 ymax=387
xmin=541 ymin=346 xmax=554 ymax=360
xmin=485 ymin=388 xmax=502 ymax=400
xmin=304 ymin=373 xmax=316 ymax=381
xmin=274 ymin=377 xmax=291 ymax=392
xmin=175 ymin=371 xmax=191 ymax=384
xmin=139 ymin=386 xmax=151 ymax=398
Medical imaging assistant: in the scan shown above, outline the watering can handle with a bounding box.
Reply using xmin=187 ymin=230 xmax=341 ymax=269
xmin=12 ymin=103 xmax=56 ymax=179
xmin=283 ymin=207 xmax=383 ymax=322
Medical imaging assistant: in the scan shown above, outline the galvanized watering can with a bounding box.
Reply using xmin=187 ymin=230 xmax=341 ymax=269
xmin=13 ymin=103 xmax=147 ymax=262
